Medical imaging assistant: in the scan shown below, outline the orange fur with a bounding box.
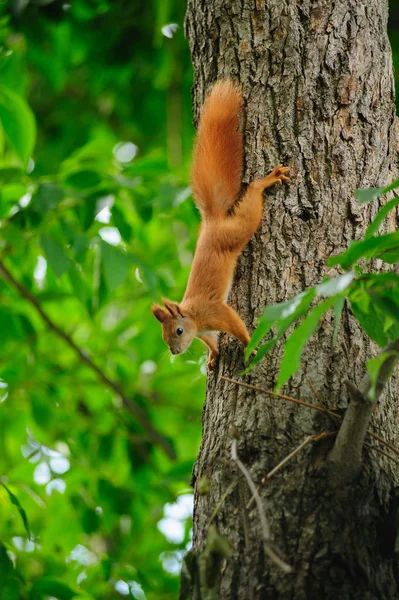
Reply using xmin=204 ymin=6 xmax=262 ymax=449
xmin=152 ymin=80 xmax=290 ymax=372
xmin=191 ymin=80 xmax=243 ymax=217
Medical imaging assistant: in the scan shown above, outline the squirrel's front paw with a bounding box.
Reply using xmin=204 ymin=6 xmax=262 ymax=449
xmin=270 ymin=165 xmax=290 ymax=185
xmin=207 ymin=355 xmax=217 ymax=374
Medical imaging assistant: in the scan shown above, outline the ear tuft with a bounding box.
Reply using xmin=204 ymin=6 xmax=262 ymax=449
xmin=162 ymin=298 xmax=182 ymax=317
xmin=152 ymin=304 xmax=168 ymax=323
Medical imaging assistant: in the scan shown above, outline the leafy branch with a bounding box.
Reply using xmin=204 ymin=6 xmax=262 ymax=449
xmin=243 ymin=179 xmax=399 ymax=483
xmin=0 ymin=258 xmax=176 ymax=460
xmin=245 ymin=179 xmax=399 ymax=392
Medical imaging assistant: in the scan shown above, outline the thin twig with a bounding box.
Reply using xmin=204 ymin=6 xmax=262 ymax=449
xmin=208 ymin=479 xmax=238 ymax=526
xmin=231 ymin=439 xmax=292 ymax=573
xmin=305 ymin=375 xmax=328 ymax=413
xmin=247 ymin=434 xmax=317 ymax=510
xmin=0 ymin=258 xmax=176 ymax=460
xmin=220 ymin=375 xmax=338 ymax=418
xmin=367 ymin=430 xmax=399 ymax=458
xmin=222 ymin=374 xmax=399 ymax=464
xmin=267 ymin=435 xmax=314 ymax=479
xmin=363 ymin=442 xmax=399 ymax=467
xmin=231 ymin=439 xmax=271 ymax=540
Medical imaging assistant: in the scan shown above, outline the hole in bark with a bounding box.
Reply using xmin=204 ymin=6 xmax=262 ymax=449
xmin=297 ymin=207 xmax=318 ymax=221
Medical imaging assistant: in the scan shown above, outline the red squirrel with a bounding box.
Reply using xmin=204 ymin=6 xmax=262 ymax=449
xmin=152 ymin=80 xmax=290 ymax=373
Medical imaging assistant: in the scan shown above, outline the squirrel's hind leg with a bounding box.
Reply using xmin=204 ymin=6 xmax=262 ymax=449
xmin=222 ymin=164 xmax=290 ymax=248
xmin=252 ymin=165 xmax=290 ymax=190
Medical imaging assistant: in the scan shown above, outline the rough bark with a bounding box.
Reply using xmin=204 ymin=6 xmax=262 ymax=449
xmin=185 ymin=1 xmax=399 ymax=598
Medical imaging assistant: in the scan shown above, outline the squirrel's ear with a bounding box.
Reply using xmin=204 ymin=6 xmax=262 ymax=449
xmin=152 ymin=304 xmax=168 ymax=323
xmin=162 ymin=298 xmax=183 ymax=317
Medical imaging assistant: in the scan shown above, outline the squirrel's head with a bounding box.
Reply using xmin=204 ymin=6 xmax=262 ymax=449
xmin=152 ymin=299 xmax=197 ymax=355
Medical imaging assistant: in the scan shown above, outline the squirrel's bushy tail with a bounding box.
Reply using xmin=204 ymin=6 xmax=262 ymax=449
xmin=191 ymin=80 xmax=243 ymax=218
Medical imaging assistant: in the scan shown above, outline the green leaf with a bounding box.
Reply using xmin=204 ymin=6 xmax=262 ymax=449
xmin=34 ymin=183 xmax=64 ymax=214
xmin=0 ymin=543 xmax=19 ymax=598
xmin=245 ymin=290 xmax=317 ymax=372
xmin=367 ymin=351 xmax=399 ymax=402
xmin=245 ymin=320 xmax=274 ymax=360
xmin=382 ymin=178 xmax=399 ymax=195
xmin=0 ymin=167 xmax=23 ymax=183
xmin=31 ymin=578 xmax=79 ymax=599
xmin=68 ymin=266 xmax=87 ymax=304
xmin=75 ymin=196 xmax=98 ymax=230
xmin=0 ymin=85 xmax=36 ymax=164
xmin=112 ymin=173 xmax=140 ymax=190
xmin=73 ymin=235 xmax=89 ymax=259
xmin=0 ymin=578 xmax=18 ymax=600
xmin=2 ymin=183 xmax=27 ymax=204
xmin=379 ymin=249 xmax=399 ymax=264
xmin=365 ymin=196 xmax=399 ymax=239
xmin=350 ymin=296 xmax=388 ymax=346
xmin=355 ymin=187 xmax=384 ymax=203
xmin=332 ymin=295 xmax=345 ymax=344
xmin=112 ymin=205 xmax=133 ymax=242
xmin=386 ymin=323 xmax=399 ymax=344
xmin=261 ymin=292 xmax=313 ymax=322
xmin=65 ymin=170 xmax=102 ymax=189
xmin=355 ymin=178 xmax=399 ymax=204
xmin=328 ymin=230 xmax=399 ymax=269
xmin=0 ymin=309 xmax=23 ymax=342
xmin=41 ymin=235 xmax=72 ymax=278
xmin=360 ymin=272 xmax=399 ymax=290
xmin=245 ymin=289 xmax=316 ymax=359
xmin=275 ymin=297 xmax=336 ymax=391
xmin=124 ymin=150 xmax=168 ymax=176
xmin=0 ymin=482 xmax=31 ymax=539
xmin=0 ymin=543 xmax=14 ymax=574
xmin=370 ymin=292 xmax=399 ymax=324
xmin=31 ymin=395 xmax=53 ymax=429
xmin=81 ymin=507 xmax=100 ymax=534
xmin=244 ymin=336 xmax=279 ymax=372
xmin=315 ymin=272 xmax=354 ymax=297
xmin=0 ymin=121 xmax=4 ymax=156
xmin=101 ymin=240 xmax=130 ymax=290
xmin=19 ymin=314 xmax=36 ymax=339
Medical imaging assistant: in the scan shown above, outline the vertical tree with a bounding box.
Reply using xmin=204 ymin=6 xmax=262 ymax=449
xmin=185 ymin=1 xmax=399 ymax=597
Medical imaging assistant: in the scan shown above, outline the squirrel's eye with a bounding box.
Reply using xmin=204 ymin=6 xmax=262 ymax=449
xmin=176 ymin=327 xmax=183 ymax=336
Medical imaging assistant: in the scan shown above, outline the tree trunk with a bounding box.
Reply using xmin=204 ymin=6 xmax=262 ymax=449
xmin=185 ymin=1 xmax=399 ymax=598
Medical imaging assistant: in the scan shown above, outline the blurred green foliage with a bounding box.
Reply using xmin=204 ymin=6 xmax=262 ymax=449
xmin=0 ymin=1 xmax=203 ymax=598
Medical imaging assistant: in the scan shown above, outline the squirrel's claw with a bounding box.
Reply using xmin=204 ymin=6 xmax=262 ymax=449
xmin=207 ymin=357 xmax=216 ymax=374
xmin=271 ymin=165 xmax=291 ymax=185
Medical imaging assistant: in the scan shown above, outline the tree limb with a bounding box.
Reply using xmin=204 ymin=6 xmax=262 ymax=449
xmin=0 ymin=258 xmax=176 ymax=460
xmin=328 ymin=339 xmax=399 ymax=486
